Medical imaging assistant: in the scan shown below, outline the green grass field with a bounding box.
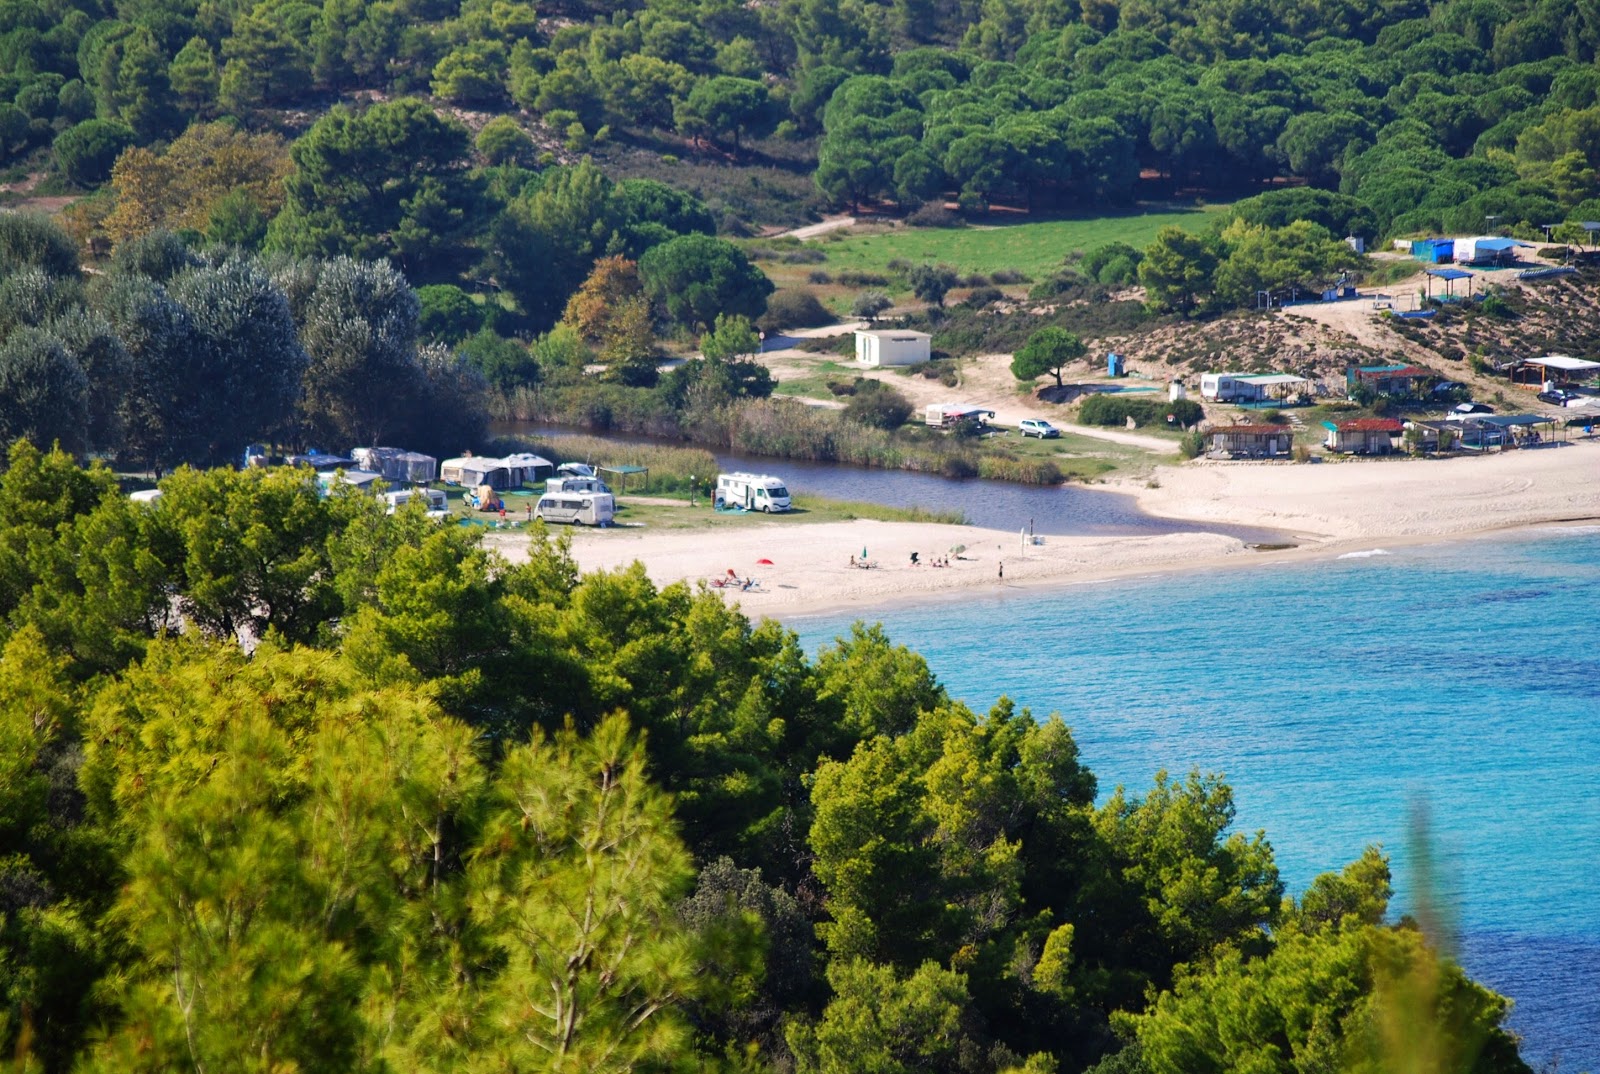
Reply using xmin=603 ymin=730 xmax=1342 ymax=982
xmin=813 ymin=206 xmax=1227 ymax=280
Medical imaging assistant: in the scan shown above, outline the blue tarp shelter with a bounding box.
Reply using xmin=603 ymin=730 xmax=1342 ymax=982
xmin=1410 ymin=239 xmax=1454 ymax=263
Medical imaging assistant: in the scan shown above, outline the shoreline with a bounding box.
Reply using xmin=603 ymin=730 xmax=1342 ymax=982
xmin=489 ymin=440 xmax=1600 ymax=620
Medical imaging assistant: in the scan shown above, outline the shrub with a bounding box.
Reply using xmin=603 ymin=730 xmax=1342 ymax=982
xmin=1179 ymin=429 xmax=1205 ymax=458
xmin=837 ymin=270 xmax=890 ymax=287
xmin=758 ymin=289 xmax=834 ymax=331
xmin=907 ymin=203 xmax=962 ymax=228
xmin=1078 ymin=395 xmax=1202 ymax=427
xmin=781 ymin=247 xmax=827 ymax=264
xmin=851 ymin=290 xmax=891 ymax=320
xmin=843 ymin=381 xmax=913 ymax=428
xmin=1259 ymin=408 xmax=1282 ymax=424
xmin=885 ymin=258 xmax=911 ymax=272
xmin=964 ymin=286 xmax=1003 ymax=307
xmin=990 ymin=268 xmax=1031 ymax=285
xmin=960 ymin=273 xmax=990 ymax=287
xmin=807 ymin=270 xmax=832 ymax=284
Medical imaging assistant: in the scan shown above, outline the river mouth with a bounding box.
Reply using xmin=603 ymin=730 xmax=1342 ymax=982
xmin=490 ymin=422 xmax=1296 ymax=546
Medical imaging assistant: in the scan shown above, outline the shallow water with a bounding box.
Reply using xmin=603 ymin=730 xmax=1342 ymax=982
xmin=792 ymin=527 xmax=1600 ymax=1069
xmin=491 ymin=422 xmax=1288 ymax=542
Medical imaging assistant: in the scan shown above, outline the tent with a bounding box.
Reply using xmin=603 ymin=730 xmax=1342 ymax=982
xmin=440 ymin=456 xmax=515 ymax=488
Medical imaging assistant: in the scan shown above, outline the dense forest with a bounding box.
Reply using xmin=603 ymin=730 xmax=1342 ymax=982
xmin=5 ymin=0 xmax=1600 ymax=326
xmin=0 ymin=443 xmax=1533 ymax=1073
xmin=5 ymin=0 xmax=1600 ymax=441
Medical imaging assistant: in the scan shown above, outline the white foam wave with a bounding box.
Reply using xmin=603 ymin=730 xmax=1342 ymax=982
xmin=1337 ymin=548 xmax=1391 ymax=559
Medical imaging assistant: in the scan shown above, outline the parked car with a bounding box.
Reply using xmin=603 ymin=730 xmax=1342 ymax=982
xmin=1432 ymin=380 xmax=1465 ymax=394
xmin=1018 ymin=419 xmax=1061 ymax=438
xmin=1453 ymin=402 xmax=1494 ymax=416
xmin=1537 ymin=389 xmax=1576 ymax=405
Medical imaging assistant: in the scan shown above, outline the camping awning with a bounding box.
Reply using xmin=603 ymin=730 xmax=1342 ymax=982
xmin=1479 ymin=414 xmax=1554 ymax=427
xmin=1426 ymin=267 xmax=1473 ymax=280
xmin=1526 ymin=356 xmax=1600 ymax=372
xmin=1236 ymin=374 xmax=1309 ymax=386
xmin=1474 ymin=238 xmax=1533 ymax=252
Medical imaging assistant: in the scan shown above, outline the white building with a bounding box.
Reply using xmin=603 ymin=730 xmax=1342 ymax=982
xmin=855 ymin=329 xmax=931 ymax=367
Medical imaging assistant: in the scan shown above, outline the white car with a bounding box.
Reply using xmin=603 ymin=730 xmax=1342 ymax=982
xmin=1018 ymin=419 xmax=1061 ymax=438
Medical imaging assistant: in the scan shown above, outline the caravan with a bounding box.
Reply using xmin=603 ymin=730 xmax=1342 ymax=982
xmin=383 ymin=488 xmax=449 ymax=516
xmin=535 ymin=492 xmax=615 ymax=526
xmin=546 ymin=475 xmax=611 ymax=495
xmin=715 ymin=472 xmax=791 ymax=513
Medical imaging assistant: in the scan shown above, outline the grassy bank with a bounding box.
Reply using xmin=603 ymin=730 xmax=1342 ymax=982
xmin=807 ymin=207 xmax=1226 ymax=281
xmin=494 ymin=391 xmax=1070 ymax=485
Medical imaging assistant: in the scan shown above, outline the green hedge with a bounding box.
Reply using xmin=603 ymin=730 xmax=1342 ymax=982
xmin=1078 ymin=394 xmax=1202 ymax=428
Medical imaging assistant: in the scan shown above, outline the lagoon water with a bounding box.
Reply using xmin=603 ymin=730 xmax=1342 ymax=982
xmin=793 ymin=527 xmax=1600 ymax=1069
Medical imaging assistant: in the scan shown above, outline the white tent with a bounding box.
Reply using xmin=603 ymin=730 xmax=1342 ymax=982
xmin=440 ymin=456 xmax=514 ymax=488
xmin=501 ymin=453 xmax=555 ymax=484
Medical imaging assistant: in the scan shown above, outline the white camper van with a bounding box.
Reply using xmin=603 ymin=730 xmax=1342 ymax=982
xmin=546 ymin=475 xmax=611 ymax=495
xmin=534 ymin=492 xmax=615 ymax=526
xmin=715 ymin=472 xmax=791 ymax=513
xmin=383 ymin=488 xmax=449 ymax=516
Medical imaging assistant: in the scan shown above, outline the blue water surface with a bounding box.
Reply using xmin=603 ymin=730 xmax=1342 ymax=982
xmin=792 ymin=528 xmax=1600 ymax=1070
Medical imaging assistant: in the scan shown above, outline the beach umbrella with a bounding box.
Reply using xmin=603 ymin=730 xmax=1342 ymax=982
xmin=756 ymin=558 xmax=774 ymax=566
xmin=862 ymin=546 xmax=868 ymax=559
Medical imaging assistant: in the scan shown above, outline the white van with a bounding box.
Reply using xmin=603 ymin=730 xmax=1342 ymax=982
xmin=546 ymin=475 xmax=611 ymax=495
xmin=715 ymin=472 xmax=791 ymax=512
xmin=383 ymin=488 xmax=449 ymax=517
xmin=535 ymin=492 xmax=615 ymax=526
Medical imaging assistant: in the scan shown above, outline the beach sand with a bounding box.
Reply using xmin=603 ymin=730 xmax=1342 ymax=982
xmin=489 ymin=439 xmax=1600 ymax=618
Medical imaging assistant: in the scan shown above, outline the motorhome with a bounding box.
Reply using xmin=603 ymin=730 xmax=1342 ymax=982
xmin=546 ymin=475 xmax=611 ymax=495
xmin=715 ymin=472 xmax=791 ymax=512
xmin=383 ymin=488 xmax=449 ymax=516
xmin=556 ymin=462 xmax=596 ymax=479
xmin=535 ymin=492 xmax=615 ymax=526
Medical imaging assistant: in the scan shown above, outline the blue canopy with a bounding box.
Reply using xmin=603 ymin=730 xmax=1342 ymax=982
xmin=1426 ymin=267 xmax=1473 ymax=280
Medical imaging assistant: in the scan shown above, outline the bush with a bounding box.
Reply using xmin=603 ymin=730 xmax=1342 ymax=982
xmin=907 ymin=203 xmax=962 ymax=228
xmin=842 ymin=381 xmax=913 ymax=429
xmin=758 ymin=289 xmax=833 ymax=331
xmin=885 ymin=258 xmax=911 ymax=272
xmin=1080 ymin=242 xmax=1144 ymax=285
xmin=781 ymin=247 xmax=827 ymax=264
xmin=990 ymin=268 xmax=1031 ymax=285
xmin=964 ymin=286 xmax=1004 ymax=307
xmin=1078 ymin=395 xmax=1202 ymax=428
xmin=807 ymin=270 xmax=832 ymax=284
xmin=960 ymin=273 xmax=990 ymax=287
xmin=1179 ymin=429 xmax=1205 ymax=458
xmin=851 ymin=290 xmax=891 ymax=320
xmin=837 ymin=270 xmax=890 ymax=287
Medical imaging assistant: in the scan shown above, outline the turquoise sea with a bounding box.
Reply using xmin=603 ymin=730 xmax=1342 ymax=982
xmin=793 ymin=527 xmax=1600 ymax=1070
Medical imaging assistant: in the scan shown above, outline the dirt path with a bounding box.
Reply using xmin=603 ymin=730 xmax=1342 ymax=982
xmin=781 ymin=216 xmax=856 ymax=240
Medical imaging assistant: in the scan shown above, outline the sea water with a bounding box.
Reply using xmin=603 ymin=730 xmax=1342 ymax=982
xmin=792 ymin=527 xmax=1600 ymax=1070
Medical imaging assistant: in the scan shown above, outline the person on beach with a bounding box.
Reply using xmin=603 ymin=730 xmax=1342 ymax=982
xmin=850 ymin=554 xmax=856 ymax=567
xmin=910 ymin=552 xmax=919 ymax=566
xmin=998 ymin=561 xmax=1004 ymax=580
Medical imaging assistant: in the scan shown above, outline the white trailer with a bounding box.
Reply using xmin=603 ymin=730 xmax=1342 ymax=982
xmin=535 ymin=492 xmax=615 ymax=526
xmin=1200 ymin=372 xmax=1245 ymax=401
xmin=383 ymin=488 xmax=448 ymax=515
xmin=924 ymin=403 xmax=995 ymax=428
xmin=715 ymin=472 xmax=791 ymax=513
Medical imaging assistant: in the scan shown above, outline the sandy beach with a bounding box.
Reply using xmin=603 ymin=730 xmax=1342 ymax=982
xmin=490 ymin=440 xmax=1600 ymax=619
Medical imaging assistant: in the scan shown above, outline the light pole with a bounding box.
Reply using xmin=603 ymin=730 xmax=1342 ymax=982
xmin=690 ymin=475 xmax=696 ymax=507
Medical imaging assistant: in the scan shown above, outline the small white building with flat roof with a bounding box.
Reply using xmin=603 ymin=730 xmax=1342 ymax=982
xmin=855 ymin=329 xmax=931 ymax=367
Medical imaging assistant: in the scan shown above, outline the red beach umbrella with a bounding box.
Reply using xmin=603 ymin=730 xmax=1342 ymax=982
xmin=756 ymin=558 xmax=775 ymax=566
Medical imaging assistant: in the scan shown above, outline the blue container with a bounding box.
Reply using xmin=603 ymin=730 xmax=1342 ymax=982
xmin=1107 ymin=353 xmax=1125 ymax=377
